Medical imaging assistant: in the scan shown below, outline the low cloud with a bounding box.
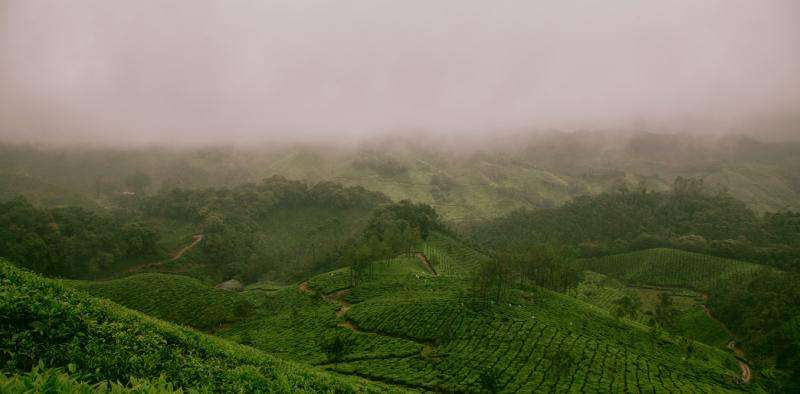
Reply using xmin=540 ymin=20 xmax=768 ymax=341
xmin=1 ymin=0 xmax=798 ymax=145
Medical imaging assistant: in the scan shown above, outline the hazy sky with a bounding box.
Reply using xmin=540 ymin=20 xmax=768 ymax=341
xmin=1 ymin=1 xmax=799 ymax=144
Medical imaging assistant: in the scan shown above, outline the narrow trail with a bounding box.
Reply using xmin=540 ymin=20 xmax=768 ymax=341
xmin=120 ymin=234 xmax=204 ymax=275
xmin=297 ymin=282 xmax=352 ymax=321
xmin=413 ymin=252 xmax=437 ymax=276
xmin=298 ymin=281 xmax=434 ymax=347
xmin=698 ymin=294 xmax=751 ymax=383
xmin=632 ymin=284 xmax=751 ymax=383
xmin=323 ymin=289 xmax=352 ymax=318
xmin=171 ymin=234 xmax=204 ymax=261
xmin=728 ymin=340 xmax=751 ymax=383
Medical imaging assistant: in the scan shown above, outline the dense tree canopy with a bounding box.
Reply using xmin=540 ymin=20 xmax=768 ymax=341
xmin=0 ymin=197 xmax=158 ymax=278
xmin=468 ymin=178 xmax=800 ymax=271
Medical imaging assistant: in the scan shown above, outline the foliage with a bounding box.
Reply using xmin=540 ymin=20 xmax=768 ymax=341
xmin=141 ymin=178 xmax=388 ymax=283
xmin=0 ymin=363 xmax=182 ymax=393
xmin=0 ymin=197 xmax=159 ymax=278
xmin=468 ymin=177 xmax=800 ymax=272
xmin=320 ymin=334 xmax=356 ymax=362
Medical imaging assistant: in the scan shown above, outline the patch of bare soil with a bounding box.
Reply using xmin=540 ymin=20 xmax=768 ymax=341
xmin=298 ymin=281 xmax=312 ymax=294
xmin=414 ymin=252 xmax=438 ymax=276
xmin=323 ymin=289 xmax=352 ymax=317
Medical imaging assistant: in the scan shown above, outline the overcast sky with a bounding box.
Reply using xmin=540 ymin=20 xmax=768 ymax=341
xmin=1 ymin=1 xmax=799 ymax=145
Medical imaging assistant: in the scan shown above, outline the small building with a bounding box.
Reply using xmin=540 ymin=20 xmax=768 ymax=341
xmin=215 ymin=279 xmax=243 ymax=291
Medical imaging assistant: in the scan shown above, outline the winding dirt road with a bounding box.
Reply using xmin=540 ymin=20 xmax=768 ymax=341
xmin=628 ymin=284 xmax=751 ymax=383
xmin=728 ymin=340 xmax=751 ymax=383
xmin=698 ymin=295 xmax=751 ymax=383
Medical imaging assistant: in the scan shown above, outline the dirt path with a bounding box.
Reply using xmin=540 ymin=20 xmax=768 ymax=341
xmin=414 ymin=252 xmax=438 ymax=276
xmin=728 ymin=340 xmax=751 ymax=383
xmin=171 ymin=234 xmax=203 ymax=260
xmin=323 ymin=289 xmax=352 ymax=318
xmin=299 ymin=282 xmax=359 ymax=331
xmin=121 ymin=234 xmax=204 ymax=275
xmin=634 ymin=285 xmax=751 ymax=383
xmin=698 ymin=295 xmax=751 ymax=383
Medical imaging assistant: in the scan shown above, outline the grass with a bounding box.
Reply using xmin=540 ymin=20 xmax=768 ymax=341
xmin=0 ymin=258 xmax=399 ymax=392
xmin=66 ymin=273 xmax=254 ymax=330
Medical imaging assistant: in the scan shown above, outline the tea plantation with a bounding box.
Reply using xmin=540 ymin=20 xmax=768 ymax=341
xmin=216 ymin=233 xmax=751 ymax=392
xmin=66 ymin=273 xmax=254 ymax=330
xmin=0 ymin=259 xmax=398 ymax=392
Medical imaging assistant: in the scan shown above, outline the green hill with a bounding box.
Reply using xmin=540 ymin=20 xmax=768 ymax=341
xmin=0 ymin=258 xmax=396 ymax=392
xmin=67 ymin=273 xmax=254 ymax=330
xmin=219 ymin=234 xmax=748 ymax=392
xmin=569 ymin=271 xmax=731 ymax=348
xmin=573 ymin=248 xmax=768 ymax=292
xmin=574 ymin=248 xmax=800 ymax=387
xmin=0 ymin=171 xmax=97 ymax=209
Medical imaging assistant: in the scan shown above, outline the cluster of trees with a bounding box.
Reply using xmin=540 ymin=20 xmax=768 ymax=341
xmin=0 ymin=197 xmax=158 ymax=278
xmin=344 ymin=201 xmax=443 ymax=285
xmin=140 ymin=177 xmax=391 ymax=283
xmin=708 ymin=269 xmax=800 ymax=388
xmin=469 ymin=244 xmax=581 ymax=307
xmin=469 ymin=177 xmax=800 ymax=271
xmin=142 ymin=176 xmax=389 ymax=224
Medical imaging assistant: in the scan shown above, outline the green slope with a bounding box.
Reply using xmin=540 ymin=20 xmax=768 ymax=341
xmin=573 ymin=248 xmax=768 ymax=291
xmin=569 ymin=271 xmax=731 ymax=348
xmin=221 ymin=234 xmax=750 ymax=392
xmin=138 ymin=205 xmax=375 ymax=284
xmin=0 ymin=259 xmax=398 ymax=392
xmin=67 ymin=273 xmax=253 ymax=330
xmin=0 ymin=172 xmax=97 ymax=209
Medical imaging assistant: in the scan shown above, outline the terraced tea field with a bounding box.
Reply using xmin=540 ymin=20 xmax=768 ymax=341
xmin=67 ymin=273 xmax=253 ymax=330
xmin=218 ymin=234 xmax=747 ymax=392
xmin=569 ymin=271 xmax=732 ymax=348
xmin=573 ymin=248 xmax=767 ymax=292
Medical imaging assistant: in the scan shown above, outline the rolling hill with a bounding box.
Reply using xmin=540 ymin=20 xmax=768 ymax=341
xmin=572 ymin=248 xmax=769 ymax=292
xmin=66 ymin=273 xmax=254 ymax=330
xmin=217 ymin=234 xmax=749 ymax=392
xmin=0 ymin=258 xmax=397 ymax=392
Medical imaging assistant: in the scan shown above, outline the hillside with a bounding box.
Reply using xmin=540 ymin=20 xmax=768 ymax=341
xmin=573 ymin=248 xmax=768 ymax=292
xmin=575 ymin=248 xmax=800 ymax=389
xmin=218 ymin=233 xmax=749 ymax=392
xmin=568 ymin=271 xmax=731 ymax=348
xmin=3 ymin=133 xmax=799 ymax=222
xmin=0 ymin=171 xmax=98 ymax=209
xmin=67 ymin=273 xmax=254 ymax=330
xmin=0 ymin=259 xmax=397 ymax=392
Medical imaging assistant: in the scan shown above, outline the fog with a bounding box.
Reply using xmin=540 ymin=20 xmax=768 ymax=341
xmin=1 ymin=0 xmax=799 ymax=146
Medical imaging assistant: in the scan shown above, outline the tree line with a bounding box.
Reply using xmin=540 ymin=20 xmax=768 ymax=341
xmin=468 ymin=177 xmax=800 ymax=272
xmin=0 ymin=197 xmax=158 ymax=278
